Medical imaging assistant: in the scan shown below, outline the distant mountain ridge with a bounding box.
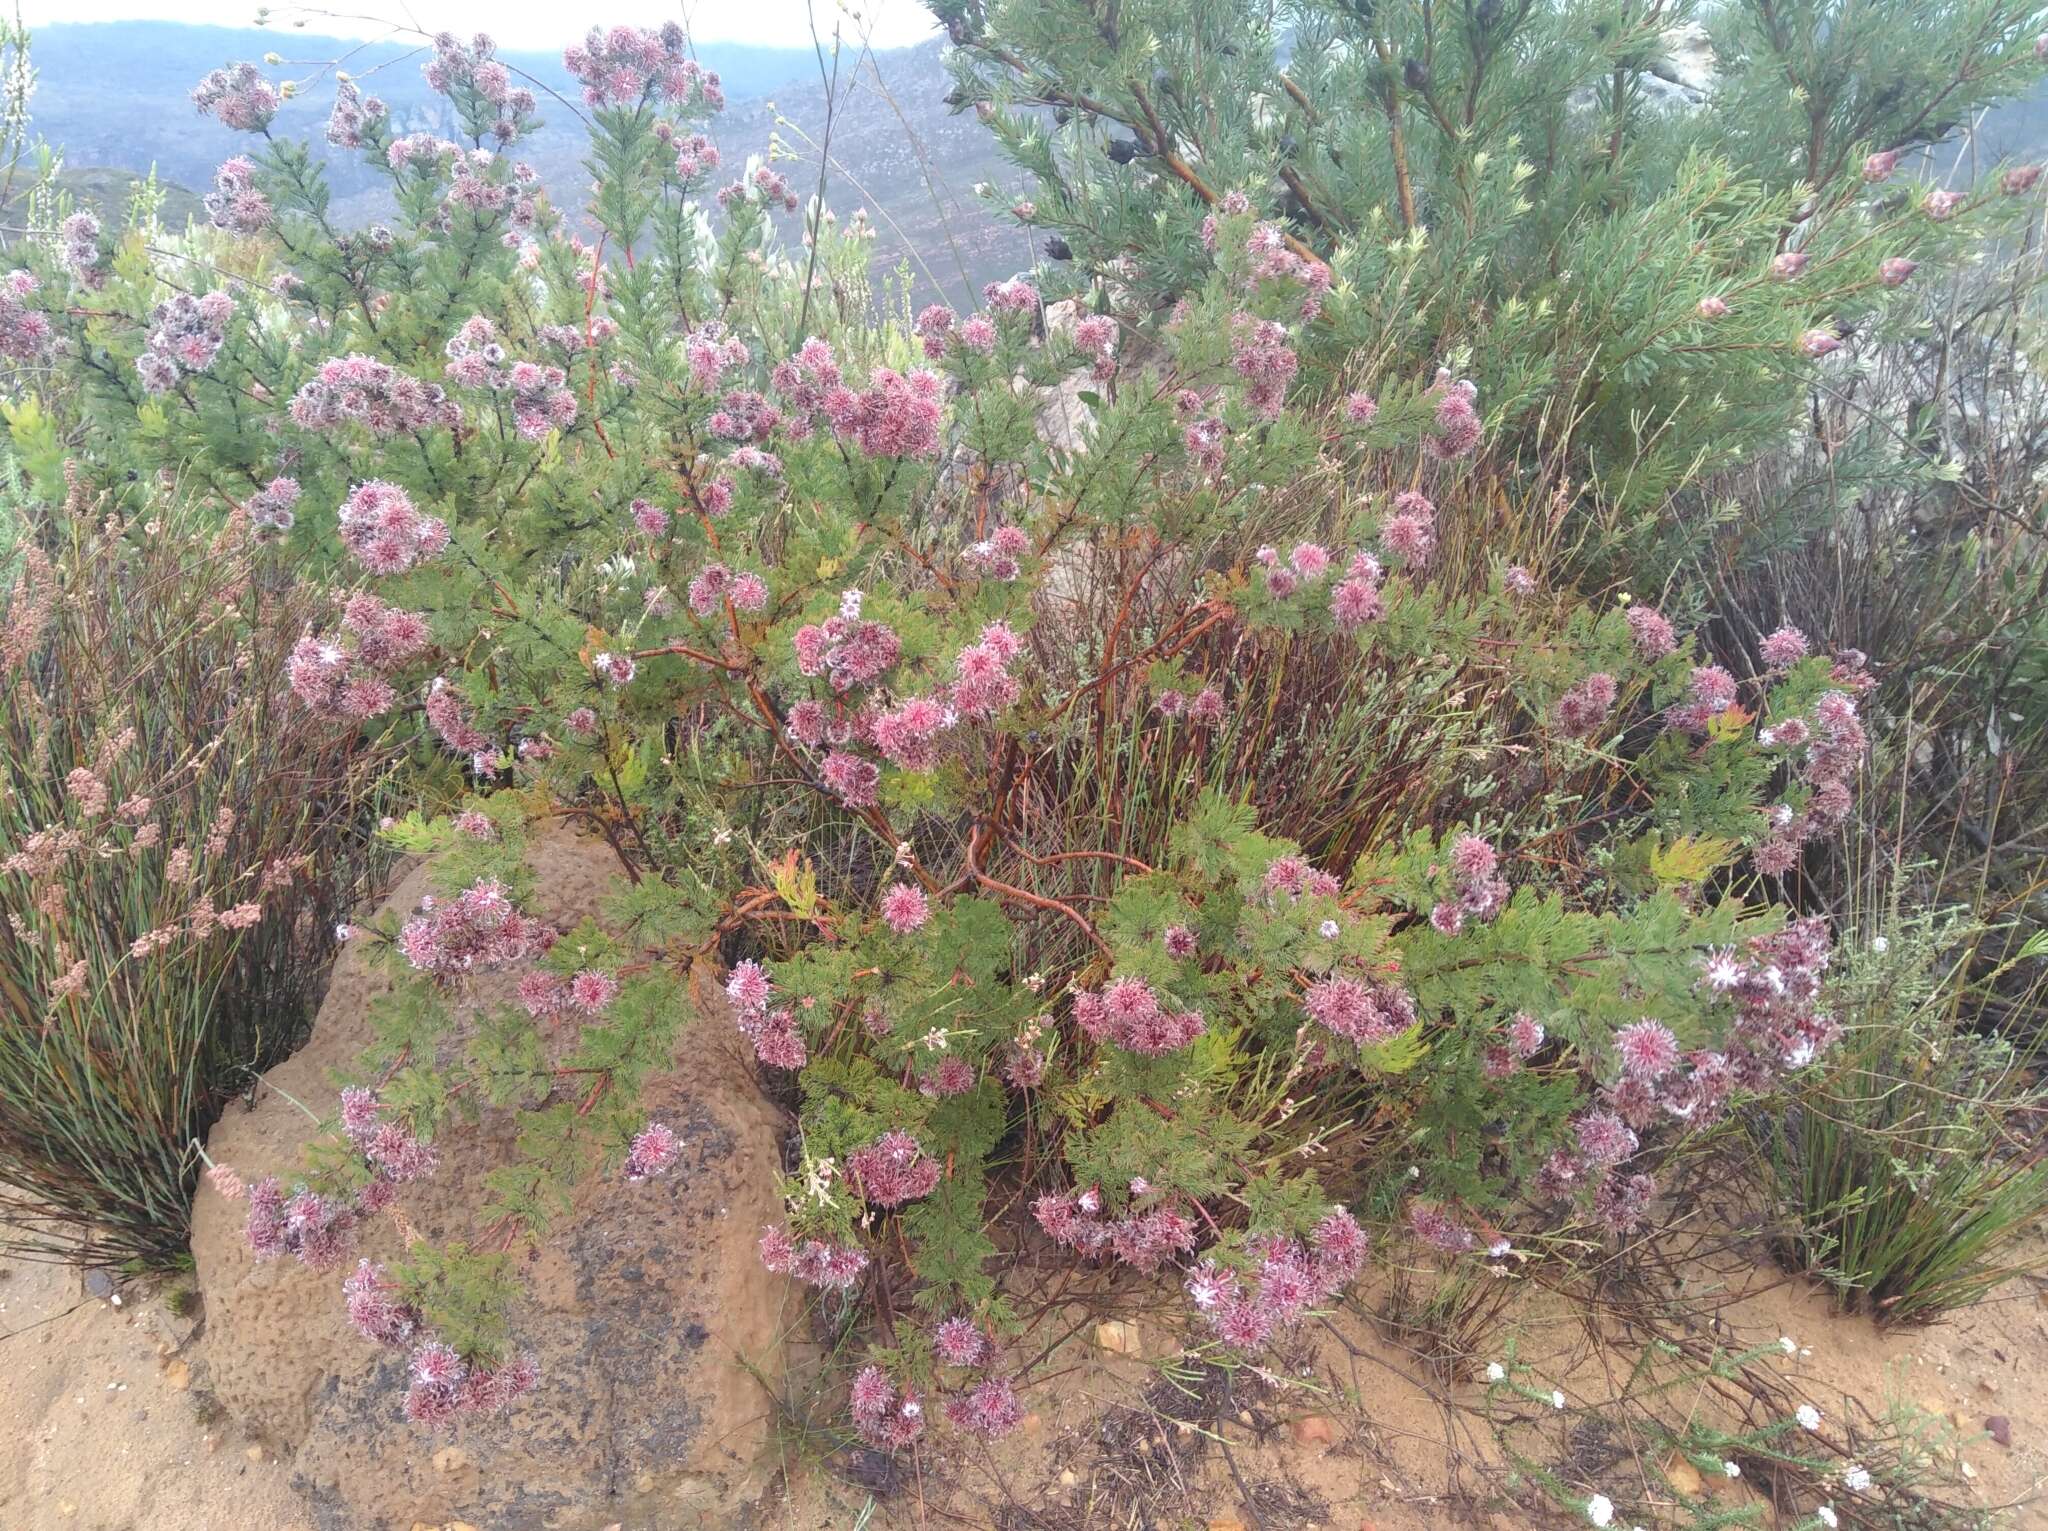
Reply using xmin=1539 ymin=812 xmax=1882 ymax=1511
xmin=21 ymin=21 xmax=1021 ymax=304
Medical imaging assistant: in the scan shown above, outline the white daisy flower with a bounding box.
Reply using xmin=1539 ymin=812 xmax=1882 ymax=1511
xmin=1796 ymin=1403 xmax=1822 ymax=1431
xmin=1486 ymin=1362 xmax=1506 ymax=1382
xmin=1585 ymin=1493 xmax=1614 ymax=1527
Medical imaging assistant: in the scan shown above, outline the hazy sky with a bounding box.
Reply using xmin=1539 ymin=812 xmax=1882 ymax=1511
xmin=16 ymin=0 xmax=942 ymax=50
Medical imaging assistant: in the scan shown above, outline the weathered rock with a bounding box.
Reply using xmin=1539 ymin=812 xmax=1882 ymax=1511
xmin=189 ymin=829 xmax=793 ymax=1530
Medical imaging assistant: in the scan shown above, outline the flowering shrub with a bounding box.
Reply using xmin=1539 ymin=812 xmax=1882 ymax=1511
xmin=9 ymin=4 xmax=2031 ymax=1450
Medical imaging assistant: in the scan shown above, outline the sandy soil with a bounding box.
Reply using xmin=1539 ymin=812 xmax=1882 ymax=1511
xmin=5 ymin=1226 xmax=2043 ymax=1531
xmin=0 ymin=1256 xmax=307 ymax=1531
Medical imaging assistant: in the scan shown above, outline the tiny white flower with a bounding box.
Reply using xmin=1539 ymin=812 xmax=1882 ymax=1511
xmin=1407 ymin=1165 xmax=1421 ymax=1180
xmin=1585 ymin=1493 xmax=1614 ymax=1527
xmin=1841 ymin=1464 xmax=1871 ymax=1491
xmin=921 ymin=1027 xmax=949 ymax=1053
xmin=1552 ymin=1389 xmax=1567 ymax=1410
xmin=894 ymin=840 xmax=915 ymax=867
xmin=1486 ymin=1362 xmax=1506 ymax=1382
xmin=1319 ymin=919 xmax=1341 ymax=939
xmin=334 ymin=923 xmax=353 ymax=942
xmin=1077 ymin=1186 xmax=1101 ymax=1213
xmin=1129 ymin=1177 xmax=1151 ymax=1195
xmin=1488 ymin=1237 xmax=1514 ymax=1257
xmin=1796 ymin=1403 xmax=1822 ymax=1431
xmin=838 ymin=587 xmax=864 ymax=619
xmin=1816 ymin=1507 xmax=1838 ymax=1529
xmin=1870 ymin=936 xmax=1889 ymax=953
xmin=900 ymin=1397 xmax=921 ymax=1419
xmin=1779 ymin=1336 xmax=1798 ymax=1355
xmin=1723 ymin=1461 xmax=1741 ymax=1478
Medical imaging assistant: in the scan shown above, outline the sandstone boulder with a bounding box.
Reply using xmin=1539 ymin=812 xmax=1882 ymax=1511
xmin=190 ymin=829 xmax=793 ymax=1530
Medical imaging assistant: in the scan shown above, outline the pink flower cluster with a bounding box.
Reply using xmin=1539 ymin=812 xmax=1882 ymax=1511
xmin=1752 ymin=687 xmax=1866 ymax=875
xmin=343 ymin=1258 xmax=419 ymax=1346
xmin=59 ymin=211 xmax=106 ymax=290
xmin=339 ymin=1085 xmax=441 ymax=1194
xmin=292 ymin=354 xmax=462 ymax=438
xmin=191 ymin=62 xmax=279 ymax=132
xmin=846 ymin=1129 xmax=942 ymax=1208
xmin=1423 ymin=370 xmax=1482 ymax=459
xmin=1379 ymin=489 xmax=1438 ymax=568
xmin=982 ymin=277 xmax=1039 ymax=315
xmin=944 ymin=1374 xmax=1024 ymax=1439
xmin=794 ymin=597 xmax=902 ymax=691
xmin=1184 ymin=1208 xmax=1369 ymax=1352
xmin=402 ymin=1340 xmax=539 ymax=1427
xmin=963 ymin=524 xmax=1030 ymax=580
xmin=725 ymin=959 xmax=807 ymax=1068
xmin=821 ymin=366 xmax=945 ymax=459
xmin=396 ymin=878 xmax=555 ymax=978
xmin=563 ymin=23 xmax=724 ymax=111
xmin=1758 ymin=623 xmax=1809 ymax=670
xmin=1407 ymin=1200 xmax=1480 ymax=1252
xmin=1429 ymin=831 xmax=1508 ymax=935
xmin=685 ymin=322 xmax=749 ymax=392
xmin=1072 ymin=975 xmax=1205 ymax=1055
xmin=951 ymin=620 xmax=1023 ymax=718
xmin=932 ymin=1315 xmax=991 ymax=1367
xmin=1229 ymin=314 xmax=1298 ymax=418
xmin=425 ymin=32 xmax=538 ymax=141
xmin=1301 ymin=975 xmax=1417 ymax=1046
xmin=686 ymin=561 xmax=769 ymax=617
xmin=338 ymin=480 xmax=451 ymax=575
xmin=912 ymin=303 xmax=957 ymax=358
xmin=1626 ymin=605 xmax=1676 ymax=659
xmin=669 ymin=131 xmax=719 ymax=180
xmin=1070 ymin=312 xmax=1118 ymax=378
xmin=879 ymin=882 xmax=931 ymax=934
xmin=918 ymin=1055 xmax=976 ymax=1097
xmin=204 ymin=155 xmax=270 ymax=235
xmin=425 ymin=678 xmax=494 ymax=766
xmin=326 ymin=79 xmax=388 ymax=149
xmin=345 ymin=1261 xmax=539 ymax=1430
xmin=1551 ymin=672 xmax=1618 ymax=739
xmin=1664 ymin=663 xmax=1740 ymax=734
xmin=718 ymin=164 xmax=800 ymax=212
xmin=136 ymin=292 xmax=234 ymax=394
xmin=1034 ymin=1188 xmax=1197 ymax=1271
xmin=622 ymin=1121 xmax=683 ymax=1180
xmin=288 ymin=595 xmax=430 ymax=721
xmin=1153 ymin=683 xmax=1227 ymax=724
xmin=444 ymin=316 xmax=577 ymax=438
xmin=1538 ymin=918 xmax=1840 ymax=1228
xmin=247 ymin=475 xmax=301 ymax=533
xmin=850 ymin=1364 xmax=925 ymax=1448
xmin=244 ymin=1177 xmax=355 ymax=1269
xmin=1262 ymin=854 xmax=1342 ymax=900
xmin=517 ymin=966 xmax=622 ymax=1022
xmin=759 ymin=1224 xmax=869 ymax=1289
xmin=0 ymin=270 xmax=48 ymax=362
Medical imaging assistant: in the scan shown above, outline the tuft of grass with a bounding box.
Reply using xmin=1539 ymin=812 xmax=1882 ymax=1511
xmin=1755 ymin=912 xmax=2048 ymax=1324
xmin=0 ymin=481 xmax=391 ymax=1266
